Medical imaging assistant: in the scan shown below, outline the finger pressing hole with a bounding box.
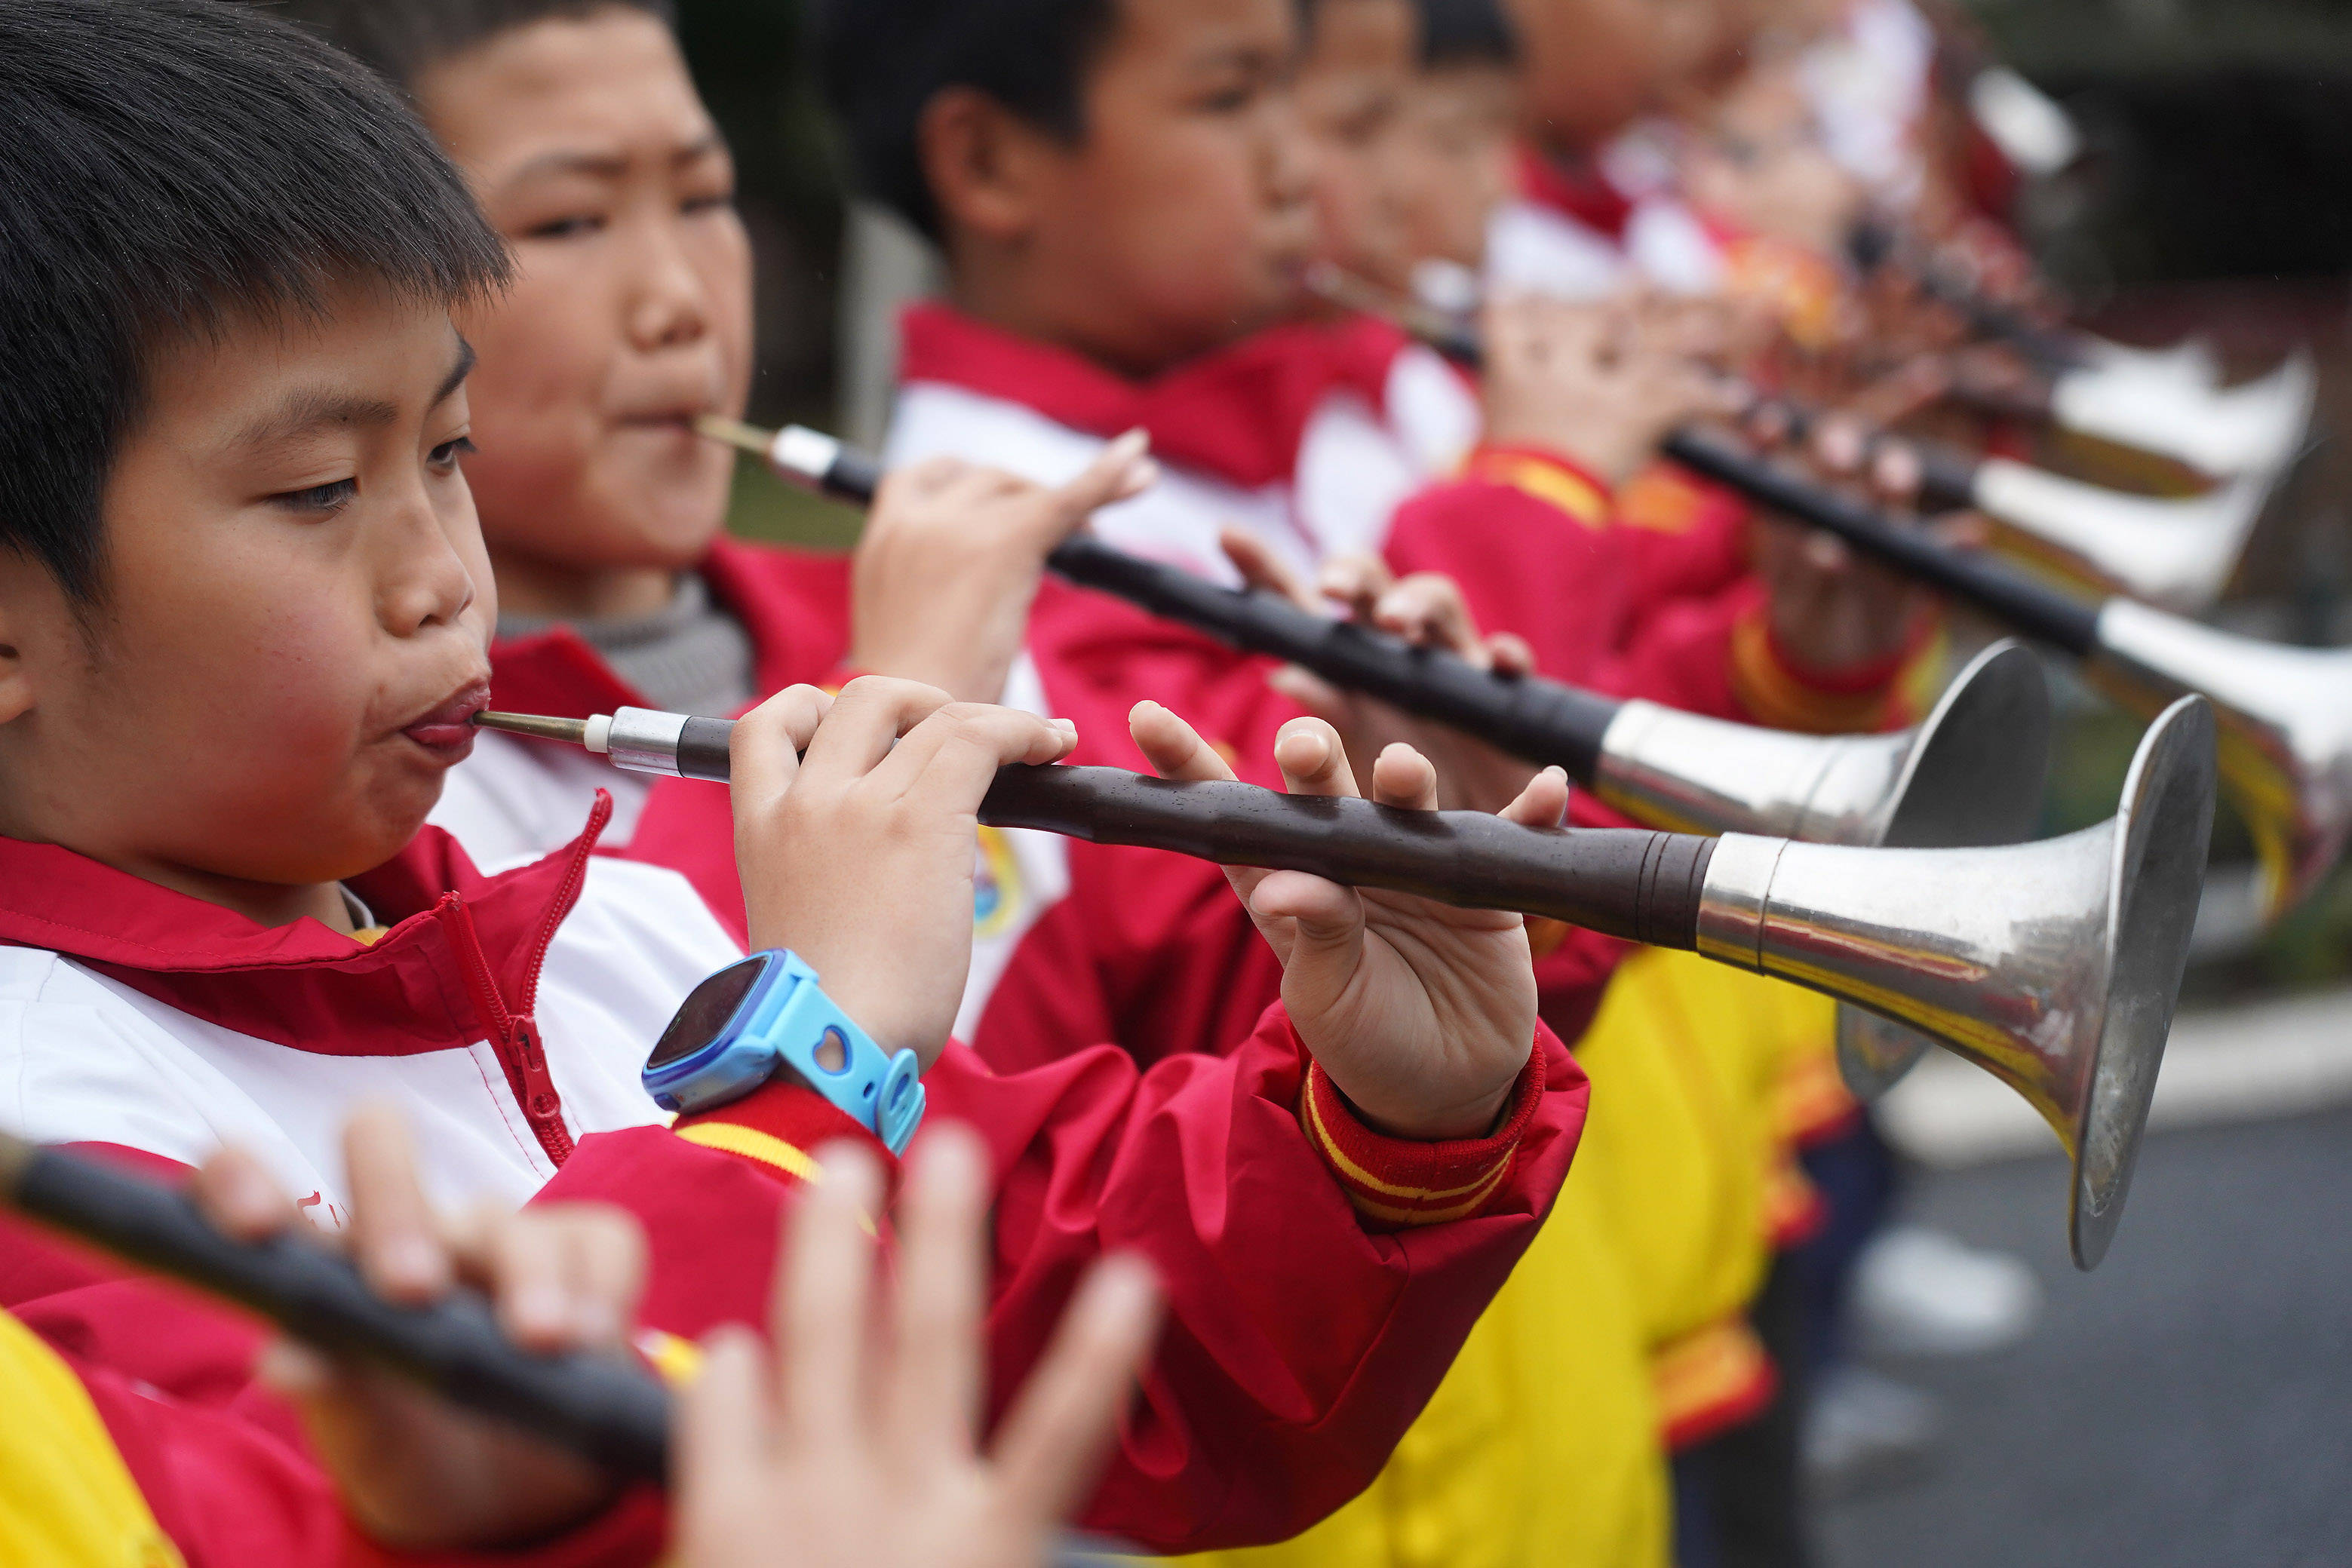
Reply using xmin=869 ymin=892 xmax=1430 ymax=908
xmin=1371 ymin=743 xmax=1439 ymax=811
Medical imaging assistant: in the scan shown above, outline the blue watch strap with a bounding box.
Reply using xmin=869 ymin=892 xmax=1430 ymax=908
xmin=644 ymin=951 xmax=926 ymax=1155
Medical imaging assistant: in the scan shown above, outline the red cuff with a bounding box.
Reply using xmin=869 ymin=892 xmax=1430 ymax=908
xmin=1294 ymin=1029 xmax=1547 ymax=1232
xmin=1459 ymin=443 xmax=1615 ymax=531
xmin=342 ymin=1482 xmax=668 ymax=1568
xmin=1727 ymin=591 xmax=1944 ymax=735
xmin=670 ymin=1077 xmax=901 ymax=1196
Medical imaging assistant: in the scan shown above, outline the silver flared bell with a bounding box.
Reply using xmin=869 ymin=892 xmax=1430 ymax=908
xmin=1593 ymin=640 xmax=2050 ymax=848
xmin=2046 ymin=349 xmax=2317 ymax=480
xmin=1598 ymin=643 xmax=2058 ymax=1103
xmin=2089 ymin=600 xmax=2352 ymax=922
xmin=1694 ymin=697 xmax=2218 ymax=1269
xmin=1973 ymin=459 xmax=2275 ymax=614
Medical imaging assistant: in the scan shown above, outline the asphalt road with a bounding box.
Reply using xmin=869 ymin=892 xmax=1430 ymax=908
xmin=1820 ymin=1109 xmax=2352 ymax=1566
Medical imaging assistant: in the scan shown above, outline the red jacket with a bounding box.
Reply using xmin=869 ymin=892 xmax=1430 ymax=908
xmin=0 ymin=821 xmax=1586 ymax=1562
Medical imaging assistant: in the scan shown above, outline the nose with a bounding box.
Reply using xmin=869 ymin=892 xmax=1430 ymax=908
xmin=378 ymin=490 xmax=480 ymax=638
xmin=625 ymin=213 xmax=714 ymax=354
xmin=1264 ymin=91 xmax=1319 ymax=211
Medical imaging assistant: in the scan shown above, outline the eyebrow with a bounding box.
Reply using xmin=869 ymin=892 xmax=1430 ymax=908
xmin=502 ymin=133 xmax=727 ymax=187
xmin=226 ymin=338 xmax=477 ymax=454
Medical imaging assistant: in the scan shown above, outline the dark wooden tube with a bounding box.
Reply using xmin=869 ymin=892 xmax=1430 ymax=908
xmin=6 ymin=1142 xmax=672 ymax=1479
xmin=1043 ymin=538 xmax=1626 ymax=781
xmin=672 ymin=723 xmax=1712 ymax=949
xmin=980 ymin=764 xmax=1714 ymax=949
xmin=1660 ymin=425 xmax=2107 ymax=657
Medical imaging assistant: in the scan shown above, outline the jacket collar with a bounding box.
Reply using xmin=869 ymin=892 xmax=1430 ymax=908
xmin=896 ymin=301 xmax=1413 ymax=492
xmin=1517 ymin=144 xmax=1637 ymax=243
xmin=0 ymin=799 xmax=613 ymax=1057
xmin=490 ymin=539 xmax=854 ymax=722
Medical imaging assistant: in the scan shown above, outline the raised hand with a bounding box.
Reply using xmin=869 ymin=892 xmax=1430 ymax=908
xmin=674 ymin=1129 xmax=1162 ymax=1568
xmin=729 ymin=678 xmax=1078 ymax=1067
xmin=849 ymin=431 xmax=1159 ymax=702
xmin=190 ymin=1108 xmax=643 ymax=1552
xmin=1131 ymin=702 xmax=1561 ymax=1143
xmin=1478 ymin=290 xmax=1742 ymax=483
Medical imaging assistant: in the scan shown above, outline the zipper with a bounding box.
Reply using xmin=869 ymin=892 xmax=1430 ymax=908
xmin=431 ymin=792 xmax=613 ymax=1168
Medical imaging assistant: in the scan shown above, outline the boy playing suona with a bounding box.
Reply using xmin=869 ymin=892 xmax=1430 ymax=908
xmin=0 ymin=1 xmax=1596 ymax=1557
xmin=295 ymin=0 xmax=1156 ymax=867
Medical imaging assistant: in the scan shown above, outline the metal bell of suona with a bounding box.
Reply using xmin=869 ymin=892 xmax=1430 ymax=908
xmin=1690 ymin=695 xmax=2218 ymax=1269
xmin=2086 ymin=599 xmax=2352 ymax=924
xmin=1593 ymin=640 xmax=2059 ymax=1106
xmin=1589 ymin=639 xmax=2052 ymax=849
xmin=1971 ymin=459 xmax=2277 ymax=615
xmin=2044 ymin=348 xmax=2317 ymax=480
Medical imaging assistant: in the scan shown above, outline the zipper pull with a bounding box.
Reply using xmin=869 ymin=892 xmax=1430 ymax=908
xmin=507 ymin=1016 xmax=575 ymax=1164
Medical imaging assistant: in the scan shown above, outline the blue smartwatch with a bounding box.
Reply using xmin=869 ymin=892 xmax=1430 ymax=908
xmin=643 ymin=950 xmax=926 ymax=1156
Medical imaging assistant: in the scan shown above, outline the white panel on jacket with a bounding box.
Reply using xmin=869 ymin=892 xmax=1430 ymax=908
xmin=1485 ymin=200 xmax=1631 ymax=302
xmin=432 ymin=729 xmax=656 ymax=865
xmin=0 ymin=857 xmax=736 ymax=1217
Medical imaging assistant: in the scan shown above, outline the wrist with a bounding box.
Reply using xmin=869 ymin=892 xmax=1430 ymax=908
xmin=1295 ymin=1034 xmax=1549 ymax=1231
xmin=644 ymin=950 xmax=926 ymax=1155
xmin=1341 ymin=1080 xmax=1515 ymax=1143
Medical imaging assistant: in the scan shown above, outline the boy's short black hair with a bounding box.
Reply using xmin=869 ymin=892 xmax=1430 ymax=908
xmin=812 ymin=0 xmax=1119 ymax=243
xmin=0 ymin=0 xmax=508 ymax=609
xmin=1414 ymin=0 xmax=1515 ymax=69
xmin=254 ymin=0 xmax=677 ymax=97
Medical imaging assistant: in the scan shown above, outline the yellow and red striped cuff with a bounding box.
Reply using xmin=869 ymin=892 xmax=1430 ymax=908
xmin=1773 ymin=1042 xmax=1863 ymax=1149
xmin=1654 ymin=1318 xmax=1781 ymax=1451
xmin=1460 ymin=443 xmax=1614 ymax=531
xmin=1614 ymin=460 xmax=1725 ymax=535
xmin=1296 ymin=1035 xmax=1546 ymax=1232
xmin=1728 ymin=597 xmax=1947 ymax=736
xmin=1763 ymin=1151 xmax=1829 ymax=1250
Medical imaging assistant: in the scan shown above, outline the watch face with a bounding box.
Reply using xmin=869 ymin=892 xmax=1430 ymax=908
xmin=649 ymin=955 xmax=767 ymax=1069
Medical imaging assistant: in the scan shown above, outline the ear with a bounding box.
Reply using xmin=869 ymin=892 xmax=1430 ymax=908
xmin=0 ymin=560 xmax=45 ymax=728
xmin=917 ymin=85 xmax=1059 ymax=246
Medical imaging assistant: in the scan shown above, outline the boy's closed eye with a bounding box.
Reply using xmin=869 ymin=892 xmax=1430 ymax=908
xmin=266 ymin=438 xmax=474 ymax=517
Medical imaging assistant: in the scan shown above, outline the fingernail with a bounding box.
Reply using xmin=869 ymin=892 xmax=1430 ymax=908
xmin=575 ymin=1297 xmax=623 ymax=1347
xmin=1055 ymin=717 xmax=1078 ymax=735
xmin=513 ymin=1283 xmax=573 ymax=1341
xmin=379 ymin=1234 xmax=446 ymax=1296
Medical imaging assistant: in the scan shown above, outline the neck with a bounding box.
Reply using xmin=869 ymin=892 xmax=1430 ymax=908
xmin=488 ymin=553 xmax=681 ymax=624
xmin=105 ymin=853 xmax=357 ymax=935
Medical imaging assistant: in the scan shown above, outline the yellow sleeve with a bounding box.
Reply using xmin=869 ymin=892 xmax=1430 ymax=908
xmin=0 ymin=1312 xmax=186 ymax=1568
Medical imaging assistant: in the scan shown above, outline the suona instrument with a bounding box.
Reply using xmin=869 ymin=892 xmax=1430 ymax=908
xmin=475 ymin=697 xmax=2219 ymax=1269
xmin=690 ymin=416 xmax=2053 ymax=860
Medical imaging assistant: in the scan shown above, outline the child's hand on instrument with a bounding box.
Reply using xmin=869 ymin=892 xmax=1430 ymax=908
xmin=1220 ymin=531 xmax=1540 ymax=816
xmin=1479 ymin=291 xmax=1739 ymax=484
xmin=1131 ymin=703 xmax=1562 ymax=1143
xmin=189 ymin=1108 xmax=643 ymax=1552
xmin=674 ymin=1129 xmax=1162 ymax=1568
xmin=849 ymin=433 xmax=1158 ymax=702
xmin=729 ymin=679 xmax=1078 ymax=1067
